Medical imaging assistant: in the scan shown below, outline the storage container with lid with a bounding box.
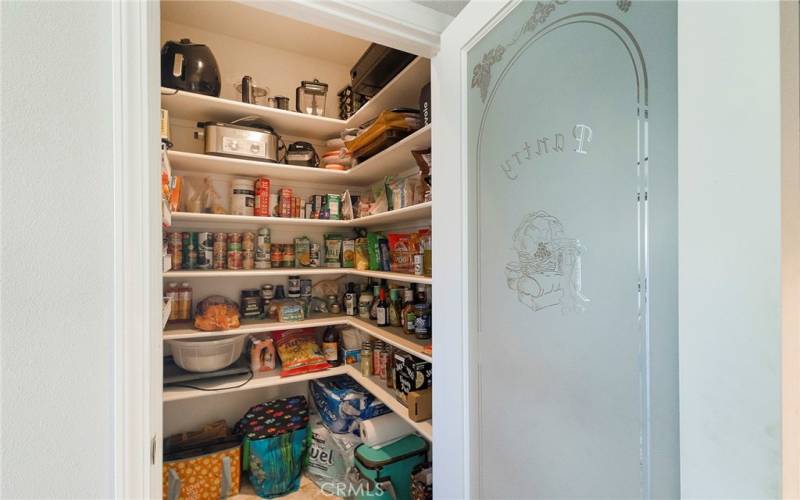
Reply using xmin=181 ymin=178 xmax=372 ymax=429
xmin=296 ymin=79 xmax=328 ymax=116
xmin=353 ymin=434 xmax=428 ymax=500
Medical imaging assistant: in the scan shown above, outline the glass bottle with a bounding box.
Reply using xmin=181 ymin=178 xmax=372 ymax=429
xmin=360 ymin=342 xmax=373 ymax=377
xmin=358 ymin=285 xmax=373 ymax=320
xmin=402 ymin=286 xmax=417 ymax=335
xmin=373 ymin=341 xmax=384 ymax=376
xmin=322 ymin=326 xmax=340 ymax=366
xmin=370 ymin=284 xmax=381 ymax=320
xmin=385 ymin=345 xmax=395 ymax=389
xmin=376 ymin=288 xmax=389 ymax=327
xmin=344 ymin=282 xmax=358 ymax=316
xmin=388 ymin=288 xmax=401 ymax=327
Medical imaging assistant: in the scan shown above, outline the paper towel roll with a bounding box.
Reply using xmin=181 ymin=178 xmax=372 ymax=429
xmin=359 ymin=412 xmax=414 ymax=449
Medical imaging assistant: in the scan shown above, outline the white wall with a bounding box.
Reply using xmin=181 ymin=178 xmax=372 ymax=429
xmin=0 ymin=2 xmax=116 ymax=498
xmin=679 ymin=2 xmax=784 ymax=497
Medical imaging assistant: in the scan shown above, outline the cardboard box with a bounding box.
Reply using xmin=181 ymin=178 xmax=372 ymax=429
xmin=407 ymin=389 xmax=432 ymax=422
xmin=394 ymin=352 xmax=432 ymax=404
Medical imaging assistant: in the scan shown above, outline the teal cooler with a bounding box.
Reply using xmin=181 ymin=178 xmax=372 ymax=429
xmin=353 ymin=435 xmax=428 ymax=500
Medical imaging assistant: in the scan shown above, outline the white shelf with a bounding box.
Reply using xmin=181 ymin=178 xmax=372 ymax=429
xmin=168 ymin=211 xmax=349 ymax=230
xmin=161 ymin=88 xmax=345 ymax=140
xmin=163 ymin=364 xmax=432 ymax=441
xmin=169 ymin=201 xmax=431 ymax=230
xmin=168 ymin=150 xmax=351 ymax=186
xmin=163 ymin=267 xmax=431 ymax=284
xmin=346 ymin=125 xmax=431 ymax=185
xmin=349 ymin=269 xmax=432 ymax=285
xmin=168 ymin=125 xmax=430 ymax=188
xmin=352 ymin=201 xmax=431 ymax=228
xmin=162 ymin=365 xmax=349 ymax=403
xmin=349 ymin=317 xmax=432 ymax=362
xmin=163 ymin=315 xmax=432 ymax=361
xmin=345 ymin=57 xmax=431 ymax=129
xmin=163 ymin=314 xmax=349 ymax=340
xmin=347 ymin=369 xmax=433 ymax=441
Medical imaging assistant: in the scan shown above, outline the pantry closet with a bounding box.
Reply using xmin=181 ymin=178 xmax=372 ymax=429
xmin=157 ymin=2 xmax=437 ymax=498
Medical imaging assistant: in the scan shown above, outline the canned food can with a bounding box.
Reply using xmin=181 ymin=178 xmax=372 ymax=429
xmin=270 ymin=244 xmax=283 ymax=268
xmin=196 ymin=232 xmax=213 ymax=269
xmin=212 ymin=257 xmax=227 ymax=270
xmin=182 ymin=232 xmax=198 ymax=269
xmin=242 ymin=231 xmax=255 ymax=251
xmin=167 ymin=232 xmax=183 ymax=270
xmin=227 ymin=250 xmax=243 ymax=270
xmin=228 ymin=232 xmax=242 ymax=244
xmin=282 ymin=245 xmax=295 ymax=268
xmin=310 ymin=243 xmax=321 ymax=268
xmin=255 ymin=177 xmax=271 ymax=216
xmin=255 ymin=227 xmax=271 ymax=269
xmin=299 ymin=279 xmax=312 ymax=298
xmin=242 ymin=250 xmax=255 ymax=270
xmin=227 ymin=242 xmax=242 ymax=252
xmin=213 ymin=232 xmax=227 ymax=243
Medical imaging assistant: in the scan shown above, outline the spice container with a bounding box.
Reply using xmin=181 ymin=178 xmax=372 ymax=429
xmin=360 ymin=342 xmax=373 ymax=377
xmin=240 ymin=289 xmax=261 ymax=319
xmin=379 ymin=345 xmax=389 ymax=379
xmin=372 ymin=340 xmax=384 ymax=376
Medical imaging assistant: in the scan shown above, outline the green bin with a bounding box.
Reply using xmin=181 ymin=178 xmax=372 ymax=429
xmin=353 ymin=434 xmax=428 ymax=500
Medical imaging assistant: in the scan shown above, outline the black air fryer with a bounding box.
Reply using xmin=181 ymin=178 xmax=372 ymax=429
xmin=161 ymin=38 xmax=221 ymax=97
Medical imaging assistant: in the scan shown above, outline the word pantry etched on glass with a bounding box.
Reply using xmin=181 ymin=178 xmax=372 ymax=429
xmin=499 ymin=124 xmax=593 ymax=180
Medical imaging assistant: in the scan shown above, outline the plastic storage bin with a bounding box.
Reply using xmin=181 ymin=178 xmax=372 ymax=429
xmin=353 ymin=434 xmax=428 ymax=500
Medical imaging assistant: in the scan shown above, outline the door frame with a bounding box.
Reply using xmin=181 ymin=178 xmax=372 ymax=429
xmin=112 ymin=1 xmax=446 ymax=498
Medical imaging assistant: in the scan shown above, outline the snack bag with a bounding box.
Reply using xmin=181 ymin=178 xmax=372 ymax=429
xmin=273 ymin=329 xmax=330 ymax=377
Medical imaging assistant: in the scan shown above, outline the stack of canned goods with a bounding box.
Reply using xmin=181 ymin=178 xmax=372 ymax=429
xmin=166 ymin=227 xmax=326 ymax=271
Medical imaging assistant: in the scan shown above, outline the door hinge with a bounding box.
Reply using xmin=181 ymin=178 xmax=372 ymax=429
xmin=150 ymin=435 xmax=157 ymax=465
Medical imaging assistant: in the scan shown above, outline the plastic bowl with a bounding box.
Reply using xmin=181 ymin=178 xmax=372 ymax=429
xmin=166 ymin=336 xmax=246 ymax=373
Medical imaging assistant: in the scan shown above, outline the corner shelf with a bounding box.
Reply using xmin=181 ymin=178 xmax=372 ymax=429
xmin=168 ymin=201 xmax=431 ymax=230
xmin=161 ymin=88 xmax=345 ymax=140
xmin=163 ymin=364 xmax=432 ymax=442
xmin=163 ymin=315 xmax=432 ymax=362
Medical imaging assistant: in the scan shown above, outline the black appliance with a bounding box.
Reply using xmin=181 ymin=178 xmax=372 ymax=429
xmin=161 ymin=38 xmax=221 ymax=97
xmin=286 ymin=141 xmax=319 ymax=167
xmin=350 ymin=43 xmax=416 ymax=98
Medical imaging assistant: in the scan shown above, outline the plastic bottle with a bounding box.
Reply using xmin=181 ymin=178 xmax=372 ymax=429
xmin=179 ymin=282 xmax=193 ymax=320
xmin=166 ymin=282 xmax=179 ymax=321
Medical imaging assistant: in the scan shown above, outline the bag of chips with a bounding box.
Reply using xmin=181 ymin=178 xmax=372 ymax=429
xmin=273 ymin=329 xmax=330 ymax=377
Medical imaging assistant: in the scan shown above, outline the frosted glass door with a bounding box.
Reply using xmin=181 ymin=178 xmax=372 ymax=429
xmin=467 ymin=1 xmax=677 ymax=497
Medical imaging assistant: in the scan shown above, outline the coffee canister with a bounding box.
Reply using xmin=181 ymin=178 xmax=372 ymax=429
xmin=231 ymin=178 xmax=255 ymax=216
